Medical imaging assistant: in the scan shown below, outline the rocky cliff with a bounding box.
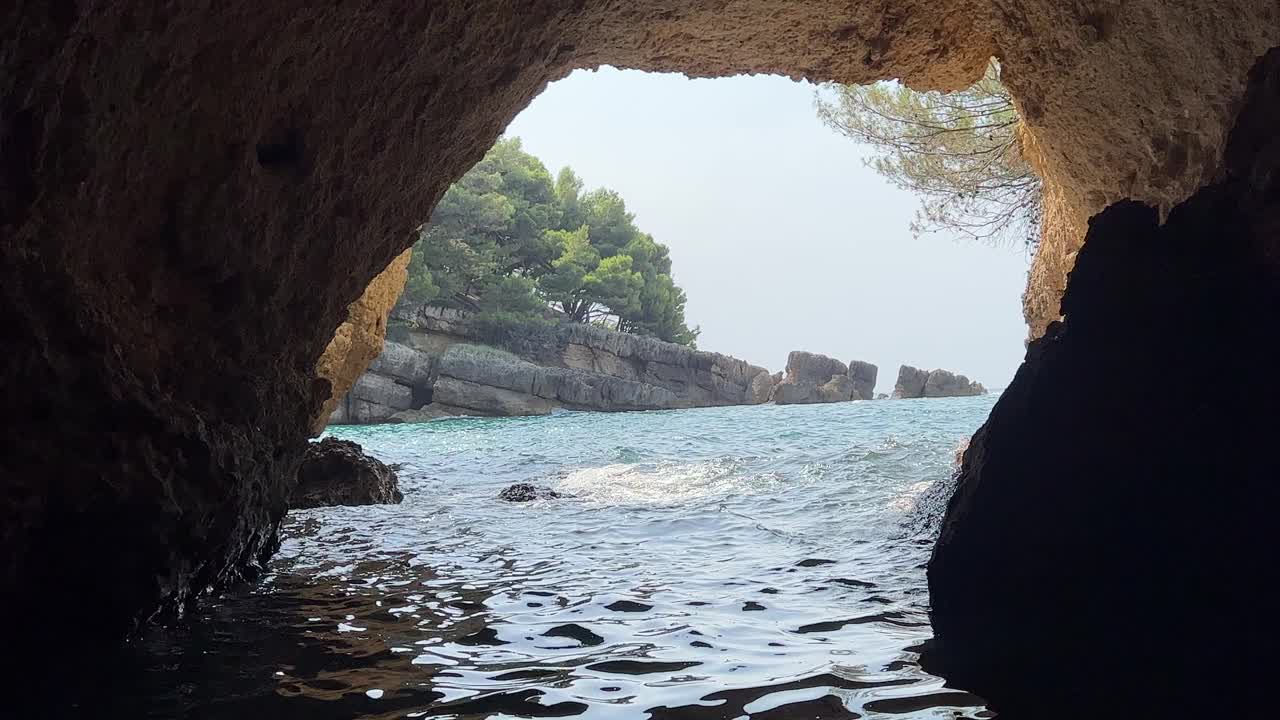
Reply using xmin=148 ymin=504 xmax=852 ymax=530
xmin=773 ymin=351 xmax=878 ymax=404
xmin=893 ymin=365 xmax=986 ymax=398
xmin=330 ymin=308 xmax=776 ymax=422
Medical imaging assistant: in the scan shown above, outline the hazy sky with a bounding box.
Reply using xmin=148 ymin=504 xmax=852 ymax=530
xmin=507 ymin=68 xmax=1031 ymax=392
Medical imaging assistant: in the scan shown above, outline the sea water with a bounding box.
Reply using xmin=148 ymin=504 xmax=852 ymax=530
xmin=94 ymin=396 xmax=997 ymax=718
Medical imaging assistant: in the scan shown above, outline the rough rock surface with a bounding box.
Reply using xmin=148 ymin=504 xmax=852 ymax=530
xmin=847 ymin=360 xmax=878 ymax=401
xmin=817 ymin=374 xmax=857 ymax=402
xmin=312 ymin=250 xmax=411 ymax=433
xmin=3 ymin=0 xmax=1278 ymax=658
xmin=329 ymin=313 xmax=773 ymax=423
xmin=922 ymin=370 xmax=986 ymax=398
xmin=893 ymin=365 xmax=985 ymax=398
xmin=925 ymin=51 xmax=1280 ymax=717
xmin=748 ymin=370 xmax=777 ymax=404
xmin=292 ymin=438 xmax=403 ymax=509
xmin=387 ymin=405 xmax=466 ymax=423
xmin=498 ymin=483 xmax=564 ymax=502
xmin=774 ymin=351 xmax=848 ymax=404
xmin=433 ymin=376 xmax=559 ymax=417
xmin=785 ymin=351 xmax=848 ymax=385
xmin=892 ymin=366 xmax=931 ymax=399
xmin=774 ymin=352 xmax=880 ymax=404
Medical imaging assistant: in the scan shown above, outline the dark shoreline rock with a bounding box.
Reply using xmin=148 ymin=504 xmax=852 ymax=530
xmin=292 ymin=438 xmax=403 ymax=509
xmin=924 ymin=51 xmax=1280 ymax=718
xmin=498 ymin=483 xmax=563 ymax=502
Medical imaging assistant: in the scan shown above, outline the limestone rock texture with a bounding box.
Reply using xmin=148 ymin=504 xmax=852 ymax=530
xmin=330 ymin=312 xmax=772 ymax=422
xmin=923 ymin=369 xmax=986 ymax=398
xmin=312 ymin=250 xmax=410 ymax=434
xmin=892 ymin=365 xmax=931 ymax=399
xmin=894 ymin=365 xmax=985 ymax=398
xmin=772 ymin=352 xmax=878 ymax=404
xmin=2 ymin=0 xmax=1278 ymax=658
xmin=773 ymin=351 xmax=849 ymax=404
xmin=847 ymin=360 xmax=878 ymax=401
xmin=926 ymin=50 xmax=1280 ymax=716
xmin=292 ymin=438 xmax=403 ymax=510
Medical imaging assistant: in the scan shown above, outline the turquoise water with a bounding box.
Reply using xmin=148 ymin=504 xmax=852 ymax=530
xmin=103 ymin=396 xmax=997 ymax=718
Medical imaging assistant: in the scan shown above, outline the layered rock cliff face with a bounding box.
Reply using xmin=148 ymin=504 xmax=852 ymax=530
xmin=893 ymin=365 xmax=987 ymax=398
xmin=926 ymin=49 xmax=1280 ymax=717
xmin=331 ymin=308 xmax=774 ymax=421
xmin=3 ymin=0 xmax=1278 ymax=660
xmin=773 ymin=351 xmax=877 ymax=404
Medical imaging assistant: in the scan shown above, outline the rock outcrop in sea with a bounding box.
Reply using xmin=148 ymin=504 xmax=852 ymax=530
xmin=498 ymin=483 xmax=565 ymax=502
xmin=292 ymin=438 xmax=404 ymax=509
xmin=773 ymin=351 xmax=878 ymax=404
xmin=892 ymin=365 xmax=986 ymax=398
xmin=330 ymin=307 xmax=776 ymax=423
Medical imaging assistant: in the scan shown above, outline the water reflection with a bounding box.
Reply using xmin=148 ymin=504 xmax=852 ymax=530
xmin=50 ymin=399 xmax=996 ymax=718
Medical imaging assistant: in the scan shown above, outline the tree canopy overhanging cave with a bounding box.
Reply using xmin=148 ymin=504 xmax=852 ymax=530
xmin=2 ymin=1 xmax=1278 ymax=714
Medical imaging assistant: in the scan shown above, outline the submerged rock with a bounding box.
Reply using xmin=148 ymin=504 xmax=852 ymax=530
xmin=498 ymin=483 xmax=563 ymax=502
xmin=292 ymin=438 xmax=404 ymax=509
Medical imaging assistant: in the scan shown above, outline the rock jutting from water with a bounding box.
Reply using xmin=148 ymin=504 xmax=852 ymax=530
xmin=329 ymin=307 xmax=777 ymax=423
xmin=772 ymin=351 xmax=878 ymax=404
xmin=892 ymin=365 xmax=986 ymax=398
xmin=292 ymin=438 xmax=404 ymax=509
xmin=497 ymin=483 xmax=565 ymax=502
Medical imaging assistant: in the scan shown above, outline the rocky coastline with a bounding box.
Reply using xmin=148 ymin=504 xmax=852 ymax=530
xmin=328 ymin=307 xmax=778 ymax=423
xmin=328 ymin=307 xmax=986 ymax=425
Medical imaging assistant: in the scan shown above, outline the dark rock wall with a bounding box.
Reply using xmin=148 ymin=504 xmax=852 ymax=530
xmin=925 ymin=48 xmax=1280 ymax=717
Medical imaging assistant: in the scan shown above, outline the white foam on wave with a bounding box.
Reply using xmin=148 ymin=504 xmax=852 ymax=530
xmin=887 ymin=480 xmax=935 ymax=512
xmin=554 ymin=458 xmax=777 ymax=506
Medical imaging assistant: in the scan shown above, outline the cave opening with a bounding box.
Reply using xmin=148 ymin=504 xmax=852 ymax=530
xmin=271 ymin=67 xmax=1028 ymax=718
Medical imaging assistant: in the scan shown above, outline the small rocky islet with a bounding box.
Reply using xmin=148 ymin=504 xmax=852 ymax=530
xmin=328 ymin=306 xmax=986 ymax=425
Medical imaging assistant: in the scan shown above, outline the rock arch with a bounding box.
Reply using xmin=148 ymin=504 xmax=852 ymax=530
xmin=2 ymin=0 xmax=1277 ymax=701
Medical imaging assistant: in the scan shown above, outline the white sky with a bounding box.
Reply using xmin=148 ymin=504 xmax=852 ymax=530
xmin=506 ymin=67 xmax=1031 ymax=392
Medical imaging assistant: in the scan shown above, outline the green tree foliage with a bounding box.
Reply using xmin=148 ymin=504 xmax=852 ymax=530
xmin=402 ymin=138 xmax=699 ymax=345
xmin=584 ymin=254 xmax=643 ymax=321
xmin=476 ymin=275 xmax=546 ymax=324
xmin=539 ymin=226 xmax=600 ymax=320
xmin=815 ymin=59 xmax=1041 ymax=246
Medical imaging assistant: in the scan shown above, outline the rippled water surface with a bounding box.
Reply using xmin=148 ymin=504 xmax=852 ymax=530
xmin=98 ymin=396 xmax=998 ymax=718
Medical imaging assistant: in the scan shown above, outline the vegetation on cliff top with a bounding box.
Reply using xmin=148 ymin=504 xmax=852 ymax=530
xmin=816 ymin=59 xmax=1042 ymax=247
xmin=402 ymin=138 xmax=700 ymax=346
